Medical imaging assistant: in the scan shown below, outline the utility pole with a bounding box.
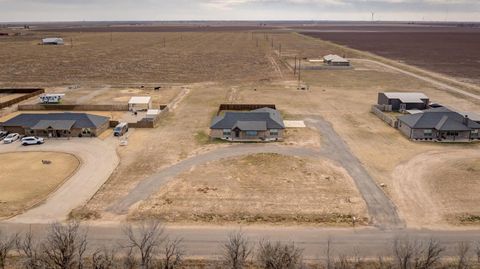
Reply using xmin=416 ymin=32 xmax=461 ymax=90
xmin=294 ymin=56 xmax=297 ymax=75
xmin=163 ymin=37 xmax=166 ymax=48
xmin=70 ymin=38 xmax=73 ymax=48
xmin=256 ymin=38 xmax=258 ymax=48
xmin=278 ymin=44 xmax=282 ymax=56
xmin=271 ymin=38 xmax=273 ymax=48
xmin=110 ymin=32 xmax=112 ymax=42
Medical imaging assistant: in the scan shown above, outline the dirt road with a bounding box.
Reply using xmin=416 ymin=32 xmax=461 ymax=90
xmin=1 ymin=138 xmax=119 ymax=223
xmin=107 ymin=144 xmax=320 ymax=214
xmin=351 ymin=58 xmax=480 ymax=101
xmin=392 ymin=149 xmax=480 ymax=228
xmin=305 ymin=117 xmax=403 ymax=229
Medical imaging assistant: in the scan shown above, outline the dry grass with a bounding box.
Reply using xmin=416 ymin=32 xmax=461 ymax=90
xmin=130 ymin=153 xmax=368 ymax=226
xmin=0 ymin=151 xmax=79 ymax=218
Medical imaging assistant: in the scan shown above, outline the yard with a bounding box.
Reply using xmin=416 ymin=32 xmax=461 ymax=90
xmin=0 ymin=151 xmax=80 ymax=218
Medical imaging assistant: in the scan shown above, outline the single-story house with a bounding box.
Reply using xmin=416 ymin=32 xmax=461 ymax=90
xmin=323 ymin=54 xmax=350 ymax=66
xmin=210 ymin=107 xmax=285 ymax=141
xmin=397 ymin=107 xmax=480 ymax=142
xmin=0 ymin=113 xmax=109 ymax=138
xmin=378 ymin=92 xmax=429 ymax=111
xmin=128 ymin=96 xmax=152 ymax=111
xmin=42 ymin=37 xmax=64 ymax=45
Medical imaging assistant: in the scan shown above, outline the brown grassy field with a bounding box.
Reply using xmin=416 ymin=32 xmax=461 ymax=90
xmin=0 ymin=151 xmax=79 ymax=218
xmin=130 ymin=153 xmax=368 ymax=225
xmin=0 ymin=31 xmax=279 ymax=86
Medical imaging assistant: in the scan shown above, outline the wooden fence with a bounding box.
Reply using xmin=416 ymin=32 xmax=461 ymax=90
xmin=0 ymin=88 xmax=45 ymax=109
xmin=217 ymin=104 xmax=276 ymax=115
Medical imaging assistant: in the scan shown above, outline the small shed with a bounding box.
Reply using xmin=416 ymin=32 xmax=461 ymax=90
xmin=128 ymin=96 xmax=152 ymax=111
xmin=323 ymin=54 xmax=350 ymax=66
xmin=42 ymin=37 xmax=64 ymax=45
xmin=146 ymin=109 xmax=161 ymax=119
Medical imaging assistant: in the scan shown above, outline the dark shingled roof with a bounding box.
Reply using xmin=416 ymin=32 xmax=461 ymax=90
xmin=398 ymin=108 xmax=480 ymax=131
xmin=31 ymin=120 xmax=76 ymax=130
xmin=211 ymin=107 xmax=285 ymax=130
xmin=1 ymin=113 xmax=109 ymax=129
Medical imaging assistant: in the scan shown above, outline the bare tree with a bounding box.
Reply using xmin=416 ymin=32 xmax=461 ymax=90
xmin=122 ymin=247 xmax=137 ymax=269
xmin=375 ymin=256 xmax=393 ymax=269
xmin=475 ymin=241 xmax=480 ymax=264
xmin=417 ymin=239 xmax=443 ymax=269
xmin=455 ymin=242 xmax=470 ymax=269
xmin=222 ymin=231 xmax=252 ymax=269
xmin=0 ymin=229 xmax=18 ymax=269
xmin=326 ymin=237 xmax=333 ymax=269
xmin=257 ymin=240 xmax=303 ymax=269
xmin=91 ymin=247 xmax=116 ymax=269
xmin=41 ymin=221 xmax=88 ymax=269
xmin=156 ymin=238 xmax=184 ymax=269
xmin=393 ymin=236 xmax=420 ymax=269
xmin=17 ymin=228 xmax=43 ymax=269
xmin=123 ymin=220 xmax=165 ymax=269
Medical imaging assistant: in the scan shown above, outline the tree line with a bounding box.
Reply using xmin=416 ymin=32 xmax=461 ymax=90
xmin=1 ymin=221 xmax=480 ymax=269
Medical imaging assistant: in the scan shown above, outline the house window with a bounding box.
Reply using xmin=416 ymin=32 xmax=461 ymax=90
xmin=246 ymin=131 xmax=257 ymax=137
xmin=423 ymin=130 xmax=433 ymax=136
xmin=446 ymin=131 xmax=459 ymax=136
xmin=223 ymin=129 xmax=231 ymax=136
xmin=270 ymin=129 xmax=279 ymax=136
xmin=472 ymin=129 xmax=479 ymax=134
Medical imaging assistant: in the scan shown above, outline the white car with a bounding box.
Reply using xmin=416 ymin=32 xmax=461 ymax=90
xmin=21 ymin=136 xmax=44 ymax=146
xmin=3 ymin=133 xmax=19 ymax=144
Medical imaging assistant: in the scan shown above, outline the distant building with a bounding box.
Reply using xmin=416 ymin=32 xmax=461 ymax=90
xmin=378 ymin=92 xmax=429 ymax=111
xmin=398 ymin=107 xmax=480 ymax=142
xmin=41 ymin=37 xmax=64 ymax=45
xmin=210 ymin=107 xmax=285 ymax=142
xmin=323 ymin=54 xmax=350 ymax=66
xmin=0 ymin=113 xmax=109 ymax=138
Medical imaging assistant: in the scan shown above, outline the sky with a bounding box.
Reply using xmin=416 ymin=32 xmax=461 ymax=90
xmin=0 ymin=0 xmax=479 ymax=22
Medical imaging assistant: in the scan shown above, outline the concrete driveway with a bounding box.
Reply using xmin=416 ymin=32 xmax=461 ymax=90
xmin=0 ymin=137 xmax=119 ymax=223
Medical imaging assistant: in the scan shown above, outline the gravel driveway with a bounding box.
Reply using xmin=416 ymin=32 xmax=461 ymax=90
xmin=1 ymin=138 xmax=119 ymax=223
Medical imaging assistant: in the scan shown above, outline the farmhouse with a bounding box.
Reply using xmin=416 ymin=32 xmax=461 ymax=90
xmin=323 ymin=54 xmax=350 ymax=66
xmin=0 ymin=113 xmax=109 ymax=138
xmin=378 ymin=92 xmax=429 ymax=111
xmin=397 ymin=107 xmax=480 ymax=142
xmin=128 ymin=96 xmax=152 ymax=111
xmin=41 ymin=37 xmax=64 ymax=45
xmin=210 ymin=107 xmax=285 ymax=141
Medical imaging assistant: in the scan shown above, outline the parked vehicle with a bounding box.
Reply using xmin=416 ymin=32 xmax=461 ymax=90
xmin=21 ymin=136 xmax=44 ymax=146
xmin=0 ymin=131 xmax=8 ymax=141
xmin=3 ymin=133 xmax=19 ymax=144
xmin=114 ymin=122 xmax=129 ymax=136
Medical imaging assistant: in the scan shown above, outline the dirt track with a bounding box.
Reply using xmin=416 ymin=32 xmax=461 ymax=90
xmin=2 ymin=138 xmax=119 ymax=223
xmin=392 ymin=149 xmax=480 ymax=228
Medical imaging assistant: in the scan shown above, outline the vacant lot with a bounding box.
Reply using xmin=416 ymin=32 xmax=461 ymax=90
xmin=301 ymin=30 xmax=480 ymax=85
xmin=0 ymin=151 xmax=79 ymax=218
xmin=131 ymin=153 xmax=368 ymax=225
xmin=0 ymin=32 xmax=278 ymax=85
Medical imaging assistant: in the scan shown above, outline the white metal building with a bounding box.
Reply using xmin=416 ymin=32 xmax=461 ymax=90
xmin=42 ymin=38 xmax=64 ymax=45
xmin=128 ymin=96 xmax=152 ymax=111
xmin=39 ymin=94 xmax=65 ymax=104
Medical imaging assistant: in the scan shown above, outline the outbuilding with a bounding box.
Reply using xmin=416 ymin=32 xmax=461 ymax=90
xmin=42 ymin=37 xmax=64 ymax=45
xmin=378 ymin=92 xmax=429 ymax=111
xmin=128 ymin=96 xmax=152 ymax=111
xmin=323 ymin=54 xmax=350 ymax=66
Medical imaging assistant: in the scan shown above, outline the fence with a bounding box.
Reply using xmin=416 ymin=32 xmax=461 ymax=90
xmin=110 ymin=106 xmax=169 ymax=129
xmin=217 ymin=104 xmax=276 ymax=115
xmin=371 ymin=105 xmax=398 ymax=128
xmin=0 ymin=88 xmax=45 ymax=109
xmin=18 ymin=104 xmax=129 ymax=111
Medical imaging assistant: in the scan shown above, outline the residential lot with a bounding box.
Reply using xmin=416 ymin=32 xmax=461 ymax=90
xmin=1 ymin=28 xmax=480 ymax=229
xmin=0 ymin=151 xmax=79 ymax=218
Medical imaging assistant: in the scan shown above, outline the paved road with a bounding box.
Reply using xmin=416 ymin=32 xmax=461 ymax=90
xmin=305 ymin=117 xmax=403 ymax=229
xmin=1 ymin=138 xmax=119 ymax=223
xmin=1 ymin=223 xmax=479 ymax=260
xmin=107 ymin=144 xmax=320 ymax=214
xmin=352 ymin=58 xmax=480 ymax=102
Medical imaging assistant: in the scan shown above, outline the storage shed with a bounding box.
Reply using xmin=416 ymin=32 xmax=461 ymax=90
xmin=42 ymin=37 xmax=64 ymax=45
xmin=378 ymin=92 xmax=429 ymax=111
xmin=323 ymin=54 xmax=350 ymax=66
xmin=128 ymin=96 xmax=152 ymax=111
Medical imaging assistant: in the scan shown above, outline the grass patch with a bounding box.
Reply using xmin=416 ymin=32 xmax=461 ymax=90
xmin=68 ymin=207 xmax=101 ymax=221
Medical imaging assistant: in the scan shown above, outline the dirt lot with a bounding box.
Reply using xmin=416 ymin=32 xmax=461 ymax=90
xmin=301 ymin=30 xmax=480 ymax=85
xmin=0 ymin=32 xmax=278 ymax=85
xmin=0 ymin=151 xmax=79 ymax=218
xmin=130 ymin=153 xmax=368 ymax=225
